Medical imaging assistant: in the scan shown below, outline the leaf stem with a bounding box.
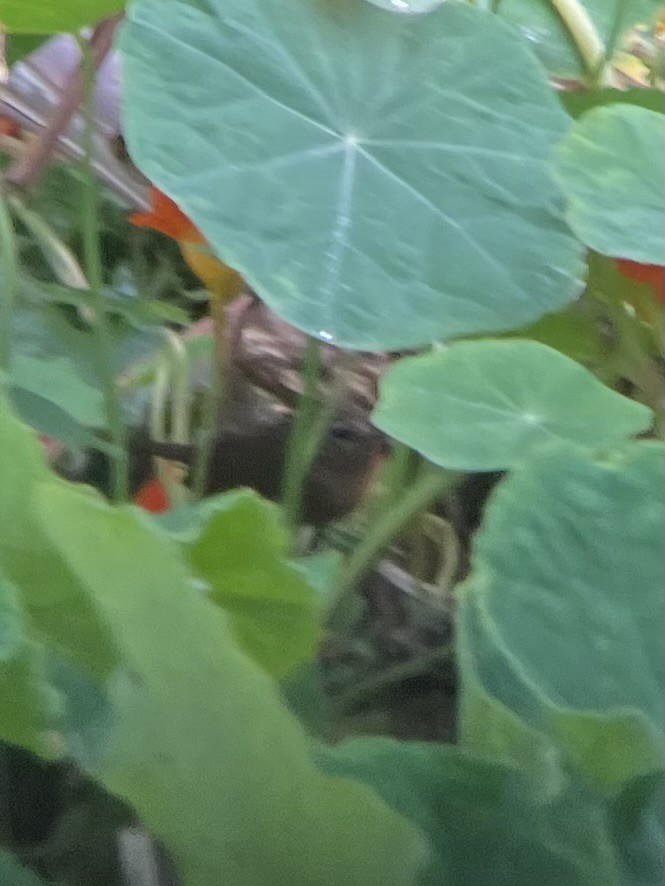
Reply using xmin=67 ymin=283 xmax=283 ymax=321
xmin=0 ymin=191 xmax=18 ymax=384
xmin=78 ymin=36 xmax=129 ymax=501
xmin=549 ymin=0 xmax=615 ymax=85
xmin=190 ymin=353 xmax=224 ymax=500
xmin=282 ymin=337 xmax=324 ymax=538
xmin=328 ymin=465 xmax=461 ymax=630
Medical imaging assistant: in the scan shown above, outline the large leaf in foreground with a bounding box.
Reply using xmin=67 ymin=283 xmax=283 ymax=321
xmin=373 ymin=340 xmax=652 ymax=471
xmin=122 ymin=0 xmax=582 ymax=349
xmin=0 ymin=398 xmax=118 ymax=689
xmin=0 ymin=572 xmax=56 ymax=751
xmin=555 ymin=106 xmax=665 ymax=264
xmin=316 ymin=737 xmax=629 ymax=886
xmin=458 ymin=441 xmax=664 ymax=789
xmin=36 ymin=482 xmax=426 ymax=886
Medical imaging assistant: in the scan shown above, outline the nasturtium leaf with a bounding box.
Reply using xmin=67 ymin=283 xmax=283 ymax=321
xmin=9 ymin=386 xmax=101 ymax=450
xmin=555 ymin=105 xmax=665 ymax=265
xmin=498 ymin=0 xmax=662 ymax=78
xmin=372 ymin=340 xmax=652 ymax=471
xmin=184 ymin=490 xmax=320 ymax=679
xmin=315 ymin=737 xmax=626 ymax=886
xmin=36 ymin=482 xmax=427 ymax=886
xmin=458 ymin=441 xmax=665 ymax=789
xmin=0 ymin=397 xmax=118 ymax=678
xmin=122 ymin=0 xmax=583 ymax=350
xmin=0 ymin=0 xmax=124 ymax=34
xmin=10 ymin=354 xmax=106 ymax=429
xmin=508 ymin=301 xmax=609 ymax=366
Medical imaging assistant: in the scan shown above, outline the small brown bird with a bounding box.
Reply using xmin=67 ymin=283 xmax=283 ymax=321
xmin=55 ymin=374 xmax=384 ymax=527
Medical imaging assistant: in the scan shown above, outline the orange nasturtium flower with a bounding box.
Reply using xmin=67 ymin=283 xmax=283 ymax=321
xmin=134 ymin=476 xmax=170 ymax=513
xmin=615 ymin=258 xmax=665 ymax=304
xmin=129 ymin=185 xmax=244 ymax=304
xmin=130 ymin=186 xmax=245 ymax=513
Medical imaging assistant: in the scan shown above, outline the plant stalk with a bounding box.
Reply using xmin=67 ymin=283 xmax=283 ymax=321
xmin=329 ymin=465 xmax=461 ymax=629
xmin=78 ymin=36 xmax=129 ymax=501
xmin=282 ymin=336 xmax=324 ymax=538
xmin=0 ymin=192 xmax=19 ymax=383
xmin=549 ymin=0 xmax=615 ymax=85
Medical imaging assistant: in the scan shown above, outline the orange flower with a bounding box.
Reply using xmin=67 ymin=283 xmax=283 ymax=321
xmin=129 ymin=185 xmax=205 ymax=243
xmin=615 ymin=259 xmax=664 ymax=303
xmin=129 ymin=185 xmax=243 ymax=304
xmin=134 ymin=477 xmax=170 ymax=513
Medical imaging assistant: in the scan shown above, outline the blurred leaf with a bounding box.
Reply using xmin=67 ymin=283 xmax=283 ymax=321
xmin=373 ymin=340 xmax=652 ymax=471
xmin=0 ymin=850 xmax=49 ymax=886
xmin=296 ymin=551 xmax=343 ymax=602
xmin=0 ymin=397 xmax=120 ymax=701
xmin=122 ymin=0 xmax=582 ymax=350
xmin=0 ymin=1 xmax=124 ymax=34
xmin=280 ymin=661 xmax=329 ymax=739
xmin=509 ymin=300 xmax=610 ymax=366
xmin=609 ymin=771 xmax=664 ymax=886
xmin=586 ymin=251 xmax=663 ymax=341
xmin=555 ymin=105 xmax=665 ymax=264
xmin=184 ymin=490 xmax=320 ymax=679
xmin=21 ymin=276 xmax=189 ymax=328
xmin=458 ymin=440 xmax=664 ymax=790
xmin=0 ymin=572 xmax=57 ymax=752
xmin=9 ymin=387 xmax=101 ymax=450
xmin=11 ymin=354 xmax=105 ymax=428
xmin=498 ymin=0 xmax=662 ymax=78
xmin=316 ymin=737 xmax=625 ymax=886
xmin=35 ymin=481 xmax=427 ymax=886
xmin=560 ymin=87 xmax=665 ymax=119
xmin=3 ymin=34 xmax=46 ymax=65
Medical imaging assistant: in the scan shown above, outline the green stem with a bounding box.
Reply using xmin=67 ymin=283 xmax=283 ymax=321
xmin=190 ymin=354 xmax=224 ymax=499
xmin=362 ymin=441 xmax=415 ymax=527
xmin=78 ymin=36 xmax=128 ymax=501
xmin=550 ymin=0 xmax=615 ymax=85
xmin=0 ymin=192 xmax=18 ymax=383
xmin=329 ymin=466 xmax=461 ymax=628
xmin=282 ymin=337 xmax=323 ymax=537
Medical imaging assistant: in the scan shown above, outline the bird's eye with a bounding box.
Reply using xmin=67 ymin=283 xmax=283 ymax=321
xmin=329 ymin=422 xmax=356 ymax=442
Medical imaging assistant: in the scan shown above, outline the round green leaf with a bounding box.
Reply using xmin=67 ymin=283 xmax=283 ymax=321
xmin=498 ymin=0 xmax=662 ymax=78
xmin=121 ymin=0 xmax=583 ymax=350
xmin=459 ymin=441 xmax=664 ymax=787
xmin=184 ymin=490 xmax=320 ymax=680
xmin=555 ymin=105 xmax=665 ymax=264
xmin=0 ymin=0 xmax=124 ymax=34
xmin=372 ymin=340 xmax=652 ymax=471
